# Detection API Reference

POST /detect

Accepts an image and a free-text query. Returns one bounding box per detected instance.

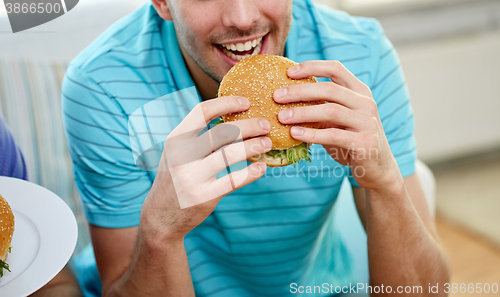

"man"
[63,0,449,296]
[0,114,82,296]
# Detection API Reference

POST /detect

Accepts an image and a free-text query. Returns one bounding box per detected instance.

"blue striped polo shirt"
[62,1,416,296]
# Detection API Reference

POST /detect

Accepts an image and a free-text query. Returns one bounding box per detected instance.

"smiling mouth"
[216,35,265,61]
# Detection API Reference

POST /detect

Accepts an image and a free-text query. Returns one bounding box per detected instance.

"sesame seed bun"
[218,55,325,167]
[0,194,14,265]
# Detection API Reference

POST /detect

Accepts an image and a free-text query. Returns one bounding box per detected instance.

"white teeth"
[252,40,262,55]
[221,38,263,62]
[221,36,263,52]
[244,41,252,51]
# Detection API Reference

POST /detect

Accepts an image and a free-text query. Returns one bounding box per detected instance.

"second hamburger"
[218,54,325,167]
[0,194,14,277]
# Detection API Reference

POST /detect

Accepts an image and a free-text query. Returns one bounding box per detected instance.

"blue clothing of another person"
[0,114,28,181]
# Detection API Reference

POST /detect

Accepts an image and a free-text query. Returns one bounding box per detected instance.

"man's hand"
[140,95,271,243]
[274,60,450,295]
[99,95,271,297]
[273,60,402,193]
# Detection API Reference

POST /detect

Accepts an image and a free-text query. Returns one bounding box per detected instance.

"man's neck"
[178,44,220,101]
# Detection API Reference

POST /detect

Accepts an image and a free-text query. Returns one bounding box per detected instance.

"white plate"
[0,176,77,297]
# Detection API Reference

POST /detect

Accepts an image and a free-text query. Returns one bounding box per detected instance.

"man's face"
[166,0,293,83]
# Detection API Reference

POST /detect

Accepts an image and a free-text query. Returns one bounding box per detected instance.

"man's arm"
[273,59,450,295]
[87,96,271,297]
[90,194,195,297]
[353,173,450,295]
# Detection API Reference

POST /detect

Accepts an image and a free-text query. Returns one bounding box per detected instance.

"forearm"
[103,228,195,297]
[30,266,82,297]
[365,182,449,296]
[30,285,82,297]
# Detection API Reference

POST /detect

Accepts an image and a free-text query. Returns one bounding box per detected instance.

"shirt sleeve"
[62,65,153,228]
[0,114,28,181]
[348,21,417,187]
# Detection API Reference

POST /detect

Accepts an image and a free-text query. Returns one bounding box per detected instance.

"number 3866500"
[444,283,498,294]
[5,2,62,14]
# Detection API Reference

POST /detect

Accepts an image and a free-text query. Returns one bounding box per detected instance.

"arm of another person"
[30,266,82,297]
[353,173,450,295]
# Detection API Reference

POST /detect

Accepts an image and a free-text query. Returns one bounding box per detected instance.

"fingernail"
[279,109,293,121]
[258,162,267,172]
[261,137,272,148]
[259,119,270,131]
[290,126,304,136]
[288,65,300,74]
[273,87,287,100]
[238,97,250,107]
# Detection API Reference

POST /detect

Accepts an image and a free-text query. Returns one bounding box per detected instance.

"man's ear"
[151,0,173,21]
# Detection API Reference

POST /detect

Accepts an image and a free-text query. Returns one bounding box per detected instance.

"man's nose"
[222,0,261,31]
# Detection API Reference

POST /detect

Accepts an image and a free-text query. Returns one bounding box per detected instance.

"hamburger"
[217,54,325,167]
[0,194,14,277]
